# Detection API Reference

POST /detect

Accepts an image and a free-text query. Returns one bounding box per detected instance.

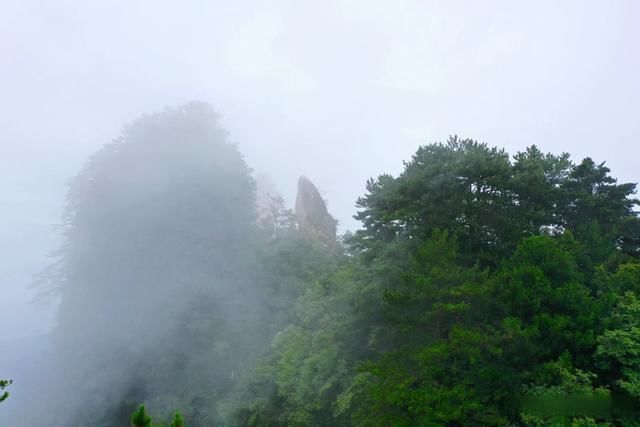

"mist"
[1,1,639,425]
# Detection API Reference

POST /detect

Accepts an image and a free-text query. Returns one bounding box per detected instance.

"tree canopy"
[27,115,640,426]
[236,137,640,426]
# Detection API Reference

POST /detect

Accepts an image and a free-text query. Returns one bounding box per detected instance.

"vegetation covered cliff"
[22,105,640,426]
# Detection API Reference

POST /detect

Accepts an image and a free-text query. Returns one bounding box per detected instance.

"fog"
[1,0,639,425]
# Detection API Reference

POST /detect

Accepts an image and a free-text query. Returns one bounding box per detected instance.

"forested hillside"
[26,104,640,426]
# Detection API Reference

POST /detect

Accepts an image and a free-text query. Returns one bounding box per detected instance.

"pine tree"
[131,405,152,427]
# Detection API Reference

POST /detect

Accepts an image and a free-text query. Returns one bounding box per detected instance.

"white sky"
[1,0,639,341]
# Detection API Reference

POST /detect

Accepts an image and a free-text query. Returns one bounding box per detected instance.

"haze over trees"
[8,103,639,425]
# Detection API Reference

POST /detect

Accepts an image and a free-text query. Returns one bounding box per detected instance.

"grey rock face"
[295,176,337,242]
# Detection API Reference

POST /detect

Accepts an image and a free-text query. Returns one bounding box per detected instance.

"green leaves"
[0,379,11,404]
[383,230,488,342]
[597,292,640,398]
[354,138,638,268]
[131,405,152,427]
[237,139,639,425]
[130,405,184,427]
[169,412,184,427]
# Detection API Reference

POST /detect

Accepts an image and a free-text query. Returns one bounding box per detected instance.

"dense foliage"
[231,138,640,426]
[31,104,639,426]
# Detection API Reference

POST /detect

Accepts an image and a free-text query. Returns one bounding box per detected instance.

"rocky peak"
[295,176,337,243]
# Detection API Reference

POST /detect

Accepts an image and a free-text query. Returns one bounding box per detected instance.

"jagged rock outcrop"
[295,176,337,243]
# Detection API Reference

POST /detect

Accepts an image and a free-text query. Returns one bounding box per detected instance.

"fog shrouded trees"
[30,110,640,426]
[35,102,321,426]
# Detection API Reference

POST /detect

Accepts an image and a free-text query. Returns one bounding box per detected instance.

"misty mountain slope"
[22,103,340,426]
[7,105,640,426]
